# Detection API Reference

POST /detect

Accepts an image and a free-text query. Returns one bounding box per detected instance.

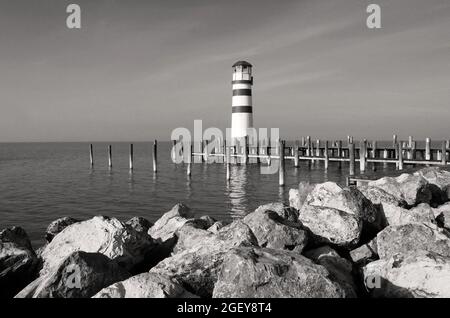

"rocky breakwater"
[2,167,450,298]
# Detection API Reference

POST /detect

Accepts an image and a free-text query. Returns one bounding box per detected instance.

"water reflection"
[226,165,248,218]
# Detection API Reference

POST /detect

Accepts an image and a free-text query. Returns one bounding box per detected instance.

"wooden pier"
[88,135,450,186]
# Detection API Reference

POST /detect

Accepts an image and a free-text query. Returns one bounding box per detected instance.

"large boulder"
[381,203,436,226]
[289,182,315,211]
[363,251,450,297]
[93,272,196,298]
[208,221,229,234]
[242,208,308,252]
[40,216,155,275]
[212,247,346,298]
[377,223,450,260]
[150,220,258,297]
[289,189,301,210]
[299,205,362,247]
[148,203,194,243]
[15,251,129,298]
[0,227,40,298]
[304,182,380,232]
[358,185,407,207]
[434,202,450,230]
[125,217,153,233]
[304,246,357,297]
[45,217,79,243]
[414,167,450,190]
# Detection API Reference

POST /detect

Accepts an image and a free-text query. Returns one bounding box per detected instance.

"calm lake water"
[0,142,417,247]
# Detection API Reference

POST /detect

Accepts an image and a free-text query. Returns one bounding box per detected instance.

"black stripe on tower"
[232,79,253,85]
[232,89,252,96]
[232,106,253,113]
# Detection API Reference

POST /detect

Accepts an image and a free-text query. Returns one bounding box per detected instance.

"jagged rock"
[45,217,79,243]
[433,202,450,230]
[289,182,315,211]
[350,239,378,265]
[299,205,362,247]
[254,202,299,222]
[377,223,450,260]
[125,217,153,233]
[381,203,435,226]
[368,173,446,207]
[363,251,450,298]
[208,221,228,234]
[0,227,40,298]
[305,182,380,231]
[150,220,258,297]
[173,223,213,254]
[289,189,301,210]
[212,247,346,298]
[148,203,194,243]
[40,216,155,275]
[16,251,129,298]
[414,167,450,190]
[242,208,307,252]
[358,185,406,207]
[304,246,357,297]
[93,272,197,298]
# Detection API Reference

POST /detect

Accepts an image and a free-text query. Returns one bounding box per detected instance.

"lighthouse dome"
[232,61,252,67]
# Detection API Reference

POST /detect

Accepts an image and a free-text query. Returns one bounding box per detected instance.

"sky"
[0,0,450,142]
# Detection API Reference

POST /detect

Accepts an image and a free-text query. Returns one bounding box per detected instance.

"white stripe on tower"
[231,61,253,139]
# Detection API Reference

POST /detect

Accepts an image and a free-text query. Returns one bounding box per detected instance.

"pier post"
[349,142,355,176]
[171,140,176,162]
[425,138,431,161]
[256,139,261,165]
[203,140,209,163]
[226,146,231,181]
[371,141,377,171]
[108,145,112,168]
[442,141,447,166]
[393,134,398,159]
[129,144,134,170]
[398,142,404,170]
[89,144,94,167]
[337,140,342,169]
[324,141,329,170]
[185,141,191,177]
[243,136,249,165]
[279,140,285,186]
[407,136,413,160]
[294,140,300,168]
[153,140,158,173]
[359,140,366,173]
[306,136,311,157]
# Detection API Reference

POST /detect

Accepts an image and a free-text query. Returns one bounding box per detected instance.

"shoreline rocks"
[4,166,450,298]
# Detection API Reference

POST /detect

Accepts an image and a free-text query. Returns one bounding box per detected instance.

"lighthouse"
[231,61,253,139]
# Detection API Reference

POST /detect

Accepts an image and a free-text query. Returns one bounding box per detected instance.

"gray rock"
[381,203,436,226]
[15,251,129,298]
[212,247,346,298]
[305,182,381,231]
[433,202,450,230]
[148,203,195,243]
[414,167,450,190]
[40,216,155,275]
[93,272,197,298]
[299,205,362,247]
[199,216,217,229]
[350,239,378,265]
[125,217,153,233]
[150,220,258,297]
[289,188,301,210]
[377,223,450,260]
[45,217,79,243]
[242,208,308,252]
[253,202,299,222]
[358,185,407,207]
[0,227,40,298]
[304,246,357,297]
[364,250,450,298]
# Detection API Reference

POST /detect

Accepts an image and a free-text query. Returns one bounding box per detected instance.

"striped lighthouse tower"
[231,61,253,139]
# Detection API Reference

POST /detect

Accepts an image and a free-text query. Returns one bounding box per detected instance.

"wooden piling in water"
[153,140,158,173]
[324,141,329,170]
[398,142,404,170]
[226,146,231,181]
[89,144,94,167]
[294,140,300,168]
[393,135,398,159]
[129,144,134,170]
[243,136,249,165]
[442,141,447,166]
[349,142,355,176]
[425,138,431,161]
[108,145,112,168]
[359,140,367,173]
[279,140,285,186]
